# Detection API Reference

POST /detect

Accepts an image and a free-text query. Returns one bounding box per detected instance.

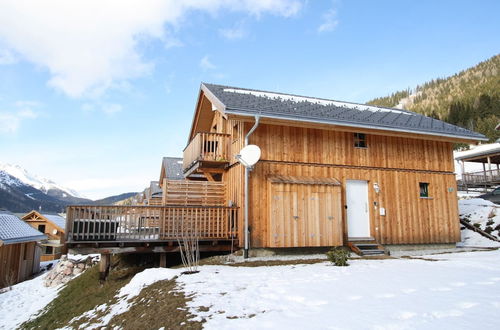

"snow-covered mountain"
[0,162,91,212]
[0,162,84,198]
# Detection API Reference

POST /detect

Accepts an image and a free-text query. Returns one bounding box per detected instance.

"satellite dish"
[52,229,58,235]
[237,145,261,167]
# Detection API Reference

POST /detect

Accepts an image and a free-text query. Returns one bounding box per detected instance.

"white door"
[346,180,370,238]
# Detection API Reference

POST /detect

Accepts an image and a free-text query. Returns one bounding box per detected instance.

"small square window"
[419,182,429,198]
[354,133,367,148]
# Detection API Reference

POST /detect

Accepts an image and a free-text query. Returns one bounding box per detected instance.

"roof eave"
[225,109,488,143]
[1,234,47,245]
[455,149,500,161]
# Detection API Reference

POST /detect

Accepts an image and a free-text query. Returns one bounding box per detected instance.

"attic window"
[419,182,429,198]
[354,133,367,148]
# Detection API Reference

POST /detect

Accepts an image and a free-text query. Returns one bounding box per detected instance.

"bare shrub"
[174,216,200,274]
[1,270,17,291]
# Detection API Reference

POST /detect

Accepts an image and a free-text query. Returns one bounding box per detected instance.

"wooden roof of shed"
[268,175,341,185]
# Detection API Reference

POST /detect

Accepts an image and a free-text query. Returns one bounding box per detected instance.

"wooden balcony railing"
[183,132,230,172]
[66,205,238,243]
[462,169,500,185]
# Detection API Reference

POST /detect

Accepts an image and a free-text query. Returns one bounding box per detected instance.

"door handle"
[293,216,299,220]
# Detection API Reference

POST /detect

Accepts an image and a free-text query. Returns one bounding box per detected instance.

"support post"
[461,160,467,192]
[159,253,167,268]
[99,254,110,281]
[482,163,488,192]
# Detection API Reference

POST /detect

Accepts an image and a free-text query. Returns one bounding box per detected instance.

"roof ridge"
[202,82,415,115]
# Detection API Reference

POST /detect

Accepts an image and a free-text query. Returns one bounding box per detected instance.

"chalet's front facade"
[65,83,486,260]
[22,211,66,261]
[183,84,486,251]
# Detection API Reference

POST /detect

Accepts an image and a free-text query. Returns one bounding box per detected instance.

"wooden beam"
[205,173,216,181]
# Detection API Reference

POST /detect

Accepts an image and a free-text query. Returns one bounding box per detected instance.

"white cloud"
[0,102,40,133]
[0,48,17,65]
[200,55,216,71]
[0,0,302,98]
[318,7,339,33]
[219,26,247,40]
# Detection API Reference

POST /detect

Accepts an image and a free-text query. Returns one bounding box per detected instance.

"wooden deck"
[65,205,238,252]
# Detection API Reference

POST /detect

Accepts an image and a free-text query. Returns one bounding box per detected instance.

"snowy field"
[179,251,500,330]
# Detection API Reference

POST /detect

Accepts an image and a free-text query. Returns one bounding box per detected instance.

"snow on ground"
[70,268,180,329]
[458,198,500,247]
[178,250,500,330]
[0,272,62,330]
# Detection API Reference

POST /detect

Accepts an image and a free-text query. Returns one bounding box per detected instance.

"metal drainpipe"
[244,115,260,259]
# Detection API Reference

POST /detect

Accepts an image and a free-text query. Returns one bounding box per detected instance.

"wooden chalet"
[22,211,66,261]
[65,83,487,266]
[0,211,46,289]
[455,143,500,191]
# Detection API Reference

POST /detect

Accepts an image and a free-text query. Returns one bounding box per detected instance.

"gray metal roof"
[202,83,487,141]
[0,211,47,245]
[150,181,162,198]
[162,157,184,180]
[41,214,66,230]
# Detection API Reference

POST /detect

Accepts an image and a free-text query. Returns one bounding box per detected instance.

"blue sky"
[0,0,499,199]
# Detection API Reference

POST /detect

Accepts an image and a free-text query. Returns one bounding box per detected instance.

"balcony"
[183,132,230,178]
[462,169,500,187]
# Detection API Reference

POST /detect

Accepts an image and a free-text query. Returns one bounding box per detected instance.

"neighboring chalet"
[0,210,46,289]
[22,211,66,261]
[455,143,500,191]
[65,83,486,267]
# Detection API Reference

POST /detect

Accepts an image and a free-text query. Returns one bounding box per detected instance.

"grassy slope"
[21,262,144,330]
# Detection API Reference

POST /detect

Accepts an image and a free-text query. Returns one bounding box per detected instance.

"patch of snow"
[458,198,500,247]
[0,273,62,330]
[0,162,84,198]
[0,170,24,187]
[179,250,500,329]
[75,268,180,329]
[458,229,500,248]
[394,90,422,110]
[223,88,410,115]
[25,193,36,200]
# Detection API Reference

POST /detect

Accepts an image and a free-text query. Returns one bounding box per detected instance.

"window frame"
[353,133,367,149]
[419,182,430,198]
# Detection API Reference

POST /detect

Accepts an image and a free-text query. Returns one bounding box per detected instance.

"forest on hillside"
[368,54,500,143]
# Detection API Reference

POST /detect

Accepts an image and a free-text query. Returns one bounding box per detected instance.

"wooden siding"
[0,242,39,289]
[250,124,455,172]
[248,161,460,247]
[222,122,461,248]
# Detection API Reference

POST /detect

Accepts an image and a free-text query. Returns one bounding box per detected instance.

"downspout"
[244,115,260,259]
